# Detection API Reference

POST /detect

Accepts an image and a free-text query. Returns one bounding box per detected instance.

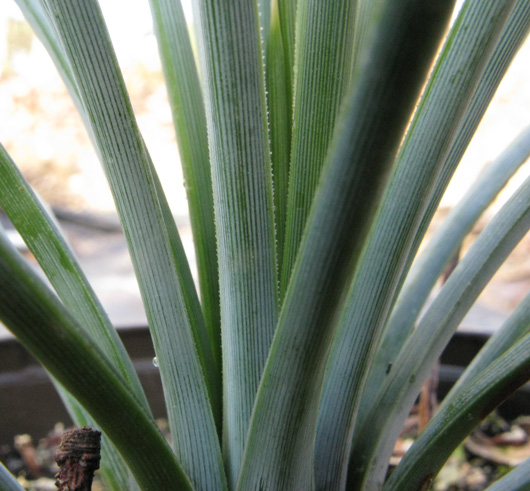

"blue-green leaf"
[238,1,455,488]
[0,230,191,491]
[191,0,278,485]
[0,462,24,491]
[149,0,221,380]
[39,0,225,487]
[280,0,357,294]
[351,171,530,490]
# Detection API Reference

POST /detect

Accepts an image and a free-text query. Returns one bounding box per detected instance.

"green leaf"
[0,462,24,491]
[277,0,297,92]
[0,231,191,491]
[342,0,522,449]
[40,0,225,487]
[486,456,530,491]
[0,145,147,407]
[148,0,222,393]
[350,171,530,490]
[402,0,530,278]
[10,3,155,487]
[314,0,520,484]
[351,0,386,71]
[445,289,530,408]
[191,0,278,485]
[381,287,530,489]
[238,1,455,488]
[280,0,356,294]
[383,329,530,491]
[373,124,530,396]
[350,2,530,472]
[266,0,291,270]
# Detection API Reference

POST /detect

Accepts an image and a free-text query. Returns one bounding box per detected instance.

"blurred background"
[1,1,529,331]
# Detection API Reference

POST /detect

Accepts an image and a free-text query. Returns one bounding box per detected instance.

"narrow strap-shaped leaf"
[238,2,454,488]
[0,145,148,406]
[147,145,223,427]
[358,0,530,437]
[11,3,156,487]
[385,286,530,488]
[280,0,356,294]
[8,2,146,403]
[485,455,530,491]
[315,0,494,481]
[148,0,221,380]
[400,0,530,287]
[266,0,291,270]
[350,173,530,490]
[17,0,216,412]
[376,124,530,389]
[350,0,386,82]
[445,289,530,407]
[0,232,191,491]
[0,462,24,491]
[146,142,223,432]
[278,0,297,94]
[40,1,225,488]
[191,0,278,485]
[18,0,219,419]
[383,329,530,491]
[0,146,145,490]
[348,0,520,432]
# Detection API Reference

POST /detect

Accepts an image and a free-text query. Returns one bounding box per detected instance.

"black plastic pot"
[1,328,529,446]
[0,327,164,445]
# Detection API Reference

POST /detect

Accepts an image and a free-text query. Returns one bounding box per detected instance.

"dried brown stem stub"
[55,427,101,491]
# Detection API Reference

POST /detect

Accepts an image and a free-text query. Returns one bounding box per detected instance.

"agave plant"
[1,0,530,489]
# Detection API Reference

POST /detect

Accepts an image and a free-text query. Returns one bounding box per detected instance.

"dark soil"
[2,413,529,490]
[392,411,530,490]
